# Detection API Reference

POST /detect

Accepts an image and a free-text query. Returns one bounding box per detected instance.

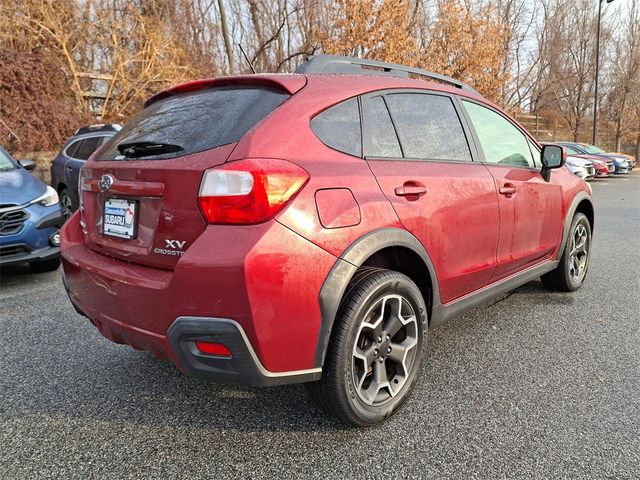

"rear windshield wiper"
[117,141,183,158]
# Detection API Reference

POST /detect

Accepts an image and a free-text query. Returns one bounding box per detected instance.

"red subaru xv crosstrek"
[61,55,594,426]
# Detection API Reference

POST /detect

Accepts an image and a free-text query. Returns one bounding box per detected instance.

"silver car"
[565,156,595,180]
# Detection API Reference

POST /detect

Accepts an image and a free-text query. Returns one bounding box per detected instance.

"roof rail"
[74,124,122,136]
[295,55,479,95]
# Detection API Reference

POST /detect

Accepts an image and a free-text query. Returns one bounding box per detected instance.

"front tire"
[306,269,427,427]
[541,212,591,292]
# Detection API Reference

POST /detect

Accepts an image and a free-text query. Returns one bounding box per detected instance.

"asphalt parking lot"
[1,173,638,479]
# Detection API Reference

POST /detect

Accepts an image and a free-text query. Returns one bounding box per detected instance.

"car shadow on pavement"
[3,278,572,434]
[19,349,349,433]
[512,280,577,306]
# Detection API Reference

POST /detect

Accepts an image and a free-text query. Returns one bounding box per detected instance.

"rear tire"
[541,212,591,292]
[29,256,61,273]
[306,269,427,427]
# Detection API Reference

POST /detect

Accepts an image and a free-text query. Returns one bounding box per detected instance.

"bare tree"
[605,0,640,151]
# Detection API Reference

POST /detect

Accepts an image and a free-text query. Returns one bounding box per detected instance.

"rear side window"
[363,96,402,158]
[384,93,472,161]
[65,140,81,159]
[99,86,289,161]
[311,98,362,157]
[72,136,104,160]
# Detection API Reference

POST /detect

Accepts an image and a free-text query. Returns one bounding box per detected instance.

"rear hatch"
[79,83,292,269]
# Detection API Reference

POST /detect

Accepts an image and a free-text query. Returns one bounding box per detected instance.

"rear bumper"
[61,212,336,383]
[63,277,320,386]
[168,317,321,386]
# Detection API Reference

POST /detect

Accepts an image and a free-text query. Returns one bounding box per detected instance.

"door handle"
[394,182,427,199]
[499,183,517,197]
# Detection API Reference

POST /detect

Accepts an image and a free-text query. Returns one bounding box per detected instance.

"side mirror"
[18,159,37,171]
[541,145,566,169]
[540,145,566,182]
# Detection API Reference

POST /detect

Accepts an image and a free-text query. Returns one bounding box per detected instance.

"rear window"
[99,86,289,161]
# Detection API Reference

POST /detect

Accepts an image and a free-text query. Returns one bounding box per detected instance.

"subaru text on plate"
[61,56,594,426]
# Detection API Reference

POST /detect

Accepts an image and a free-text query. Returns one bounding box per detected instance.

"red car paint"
[574,155,613,177]
[61,72,591,378]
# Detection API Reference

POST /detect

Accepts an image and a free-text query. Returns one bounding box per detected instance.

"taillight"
[78,168,91,235]
[198,159,309,224]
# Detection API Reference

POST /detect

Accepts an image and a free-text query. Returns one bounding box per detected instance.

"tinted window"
[363,96,402,158]
[564,144,582,155]
[463,100,535,168]
[66,140,82,159]
[73,136,103,160]
[100,86,289,161]
[311,98,362,157]
[384,93,471,161]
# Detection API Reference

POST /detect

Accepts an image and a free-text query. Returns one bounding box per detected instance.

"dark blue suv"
[50,124,121,218]
[0,146,63,272]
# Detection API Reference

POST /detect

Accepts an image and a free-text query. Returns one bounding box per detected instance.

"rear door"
[460,99,563,280]
[79,85,290,270]
[363,90,500,304]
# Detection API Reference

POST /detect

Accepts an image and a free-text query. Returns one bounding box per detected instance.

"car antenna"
[238,44,256,74]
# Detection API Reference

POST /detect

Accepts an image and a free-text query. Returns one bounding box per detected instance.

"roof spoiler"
[295,55,479,95]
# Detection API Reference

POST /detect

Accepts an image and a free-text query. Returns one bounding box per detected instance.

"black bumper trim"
[167,317,322,387]
[35,209,64,230]
[0,245,60,266]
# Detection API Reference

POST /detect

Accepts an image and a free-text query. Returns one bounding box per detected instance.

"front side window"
[311,97,362,157]
[527,138,542,168]
[384,93,472,161]
[463,100,535,168]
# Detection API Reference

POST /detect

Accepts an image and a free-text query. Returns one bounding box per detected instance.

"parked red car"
[589,157,614,177]
[61,56,594,426]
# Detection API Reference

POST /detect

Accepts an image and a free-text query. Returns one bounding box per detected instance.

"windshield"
[582,144,607,155]
[0,149,16,171]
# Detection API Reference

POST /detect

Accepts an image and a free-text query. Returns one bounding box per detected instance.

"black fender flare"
[557,192,593,260]
[315,227,440,367]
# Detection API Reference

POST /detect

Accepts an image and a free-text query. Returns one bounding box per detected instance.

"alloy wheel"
[60,193,73,220]
[352,294,419,406]
[569,223,589,282]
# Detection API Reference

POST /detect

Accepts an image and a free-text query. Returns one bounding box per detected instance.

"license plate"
[103,198,138,239]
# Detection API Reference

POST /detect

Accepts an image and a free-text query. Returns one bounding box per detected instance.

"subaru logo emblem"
[99,174,114,191]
